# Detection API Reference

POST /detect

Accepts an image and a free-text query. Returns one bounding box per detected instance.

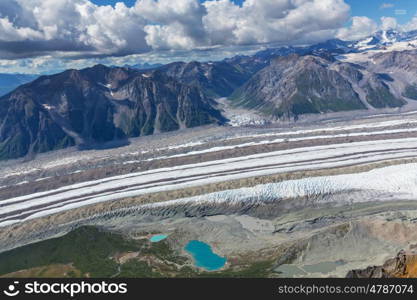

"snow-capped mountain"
[240,30,417,61]
[352,29,417,51]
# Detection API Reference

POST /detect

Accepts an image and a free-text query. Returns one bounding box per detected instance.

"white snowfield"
[1,136,417,227]
[141,162,417,209]
[122,126,417,165]
[1,117,417,181]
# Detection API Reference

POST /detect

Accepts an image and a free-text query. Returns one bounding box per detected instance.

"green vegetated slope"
[0,227,275,278]
[0,227,139,277]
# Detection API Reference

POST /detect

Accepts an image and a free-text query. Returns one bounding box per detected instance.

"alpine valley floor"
[2,111,417,278]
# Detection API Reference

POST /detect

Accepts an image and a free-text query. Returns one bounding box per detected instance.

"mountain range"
[231,53,407,118]
[2,29,417,160]
[0,65,225,160]
[128,63,163,70]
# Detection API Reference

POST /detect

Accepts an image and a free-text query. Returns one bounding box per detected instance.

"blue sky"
[346,0,416,24]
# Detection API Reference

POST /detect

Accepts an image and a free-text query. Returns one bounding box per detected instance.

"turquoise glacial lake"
[150,234,168,243]
[184,240,227,271]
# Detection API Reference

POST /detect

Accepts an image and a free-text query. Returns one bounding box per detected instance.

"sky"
[347,0,416,23]
[1,0,417,74]
[91,0,417,23]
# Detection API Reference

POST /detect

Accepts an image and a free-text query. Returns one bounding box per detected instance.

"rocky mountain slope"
[230,54,405,119]
[365,50,417,100]
[347,250,417,278]
[225,30,417,119]
[0,65,224,160]
[159,60,264,98]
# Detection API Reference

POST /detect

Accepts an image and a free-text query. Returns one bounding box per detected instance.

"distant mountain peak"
[353,29,417,52]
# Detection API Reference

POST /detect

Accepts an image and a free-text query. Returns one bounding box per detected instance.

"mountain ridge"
[229,53,405,119]
[0,65,225,160]
[4,29,417,159]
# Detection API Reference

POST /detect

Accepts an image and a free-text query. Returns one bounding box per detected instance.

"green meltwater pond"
[149,234,168,243]
[184,240,227,271]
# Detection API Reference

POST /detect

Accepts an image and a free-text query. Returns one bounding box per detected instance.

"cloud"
[336,15,404,42]
[0,0,150,59]
[380,3,394,9]
[0,44,266,74]
[395,9,407,16]
[203,0,350,46]
[10,0,417,74]
[135,0,208,50]
[0,0,352,60]
[380,16,398,31]
[403,16,417,32]
[336,16,378,41]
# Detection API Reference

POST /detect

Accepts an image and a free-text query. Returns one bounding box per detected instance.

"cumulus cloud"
[402,13,417,32]
[0,0,353,60]
[8,0,417,74]
[380,16,398,31]
[0,0,150,59]
[203,0,350,46]
[135,0,208,50]
[336,16,378,41]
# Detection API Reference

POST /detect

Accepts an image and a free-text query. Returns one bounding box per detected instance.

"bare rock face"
[366,50,417,102]
[231,55,366,119]
[371,50,417,71]
[0,65,225,160]
[160,60,259,98]
[230,54,405,119]
[346,266,390,278]
[347,250,417,278]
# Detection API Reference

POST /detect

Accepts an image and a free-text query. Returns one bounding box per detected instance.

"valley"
[1,110,417,278]
[2,29,417,278]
